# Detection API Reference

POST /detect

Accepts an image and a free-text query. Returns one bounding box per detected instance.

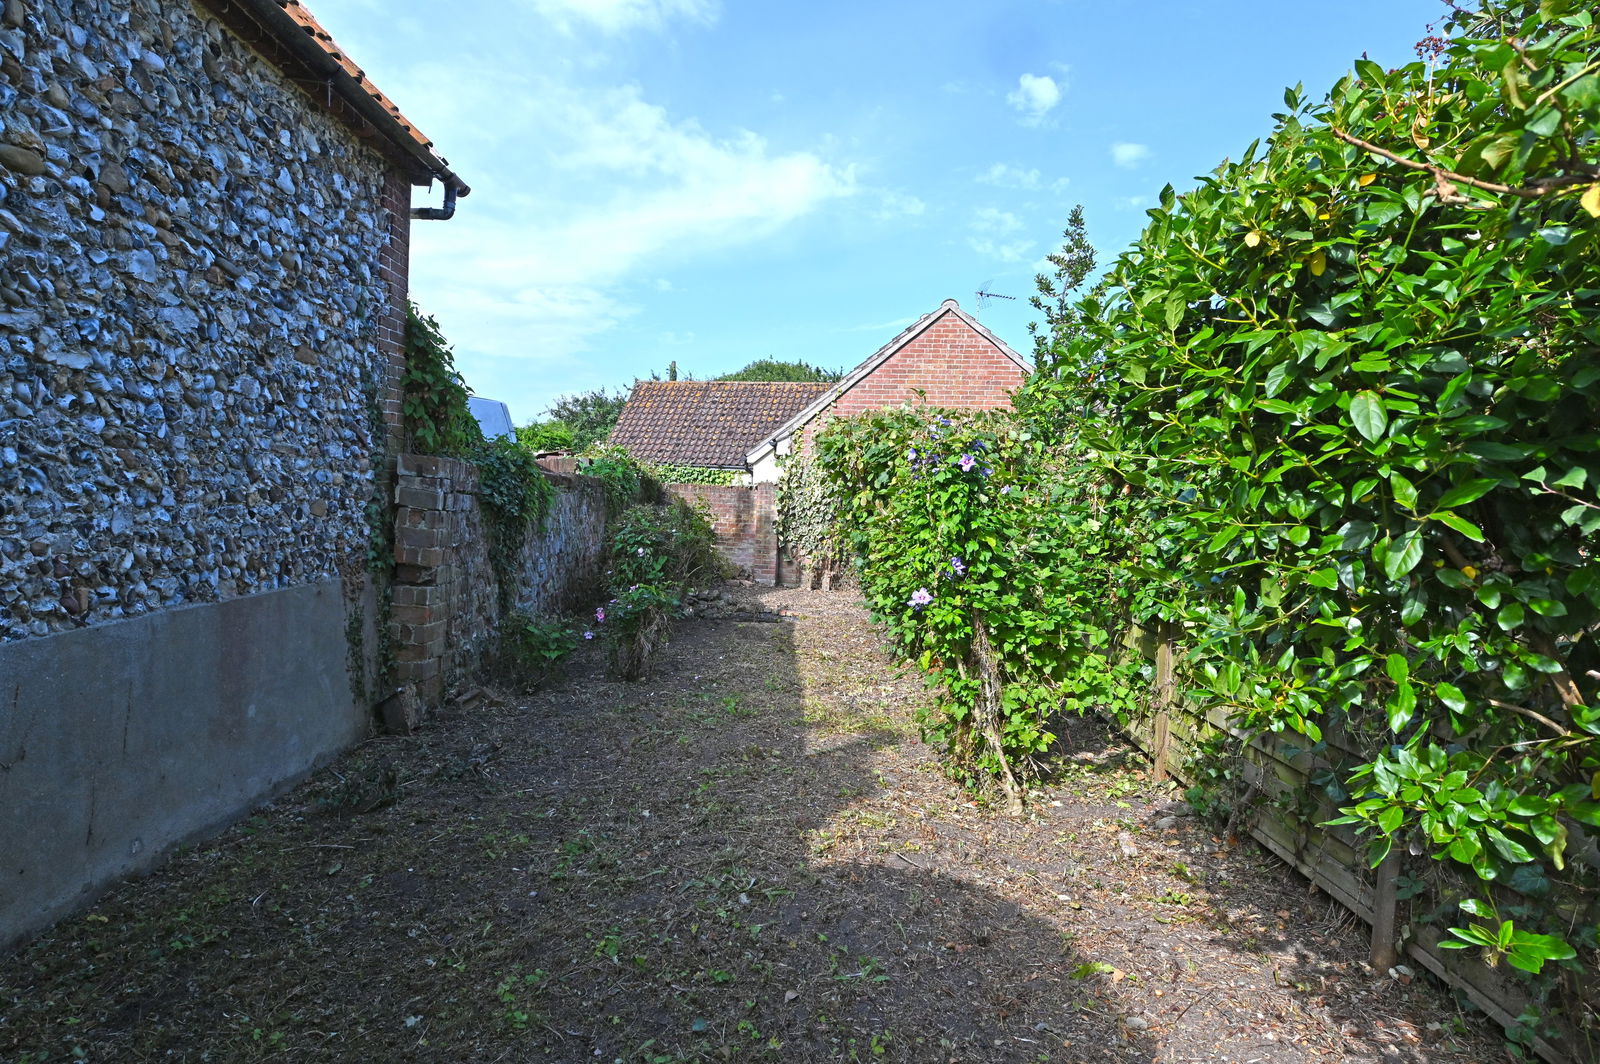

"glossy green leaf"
[1349,391,1388,442]
[1384,530,1424,580]
[1433,511,1486,542]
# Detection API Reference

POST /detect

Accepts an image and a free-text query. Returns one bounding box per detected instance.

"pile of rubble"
[681,586,785,623]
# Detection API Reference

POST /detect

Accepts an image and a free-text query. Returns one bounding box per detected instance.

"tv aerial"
[975,281,1016,316]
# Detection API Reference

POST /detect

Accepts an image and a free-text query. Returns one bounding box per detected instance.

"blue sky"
[311,0,1446,423]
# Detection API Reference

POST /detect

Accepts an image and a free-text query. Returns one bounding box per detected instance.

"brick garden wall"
[667,483,778,587]
[389,454,610,704]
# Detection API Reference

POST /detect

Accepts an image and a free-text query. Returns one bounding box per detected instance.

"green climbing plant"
[1012,0,1599,1046]
[402,304,556,609]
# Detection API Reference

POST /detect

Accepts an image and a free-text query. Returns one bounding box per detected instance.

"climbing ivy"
[402,304,555,609]
[476,438,557,611]
[401,303,482,457]
[648,463,745,486]
[775,452,842,578]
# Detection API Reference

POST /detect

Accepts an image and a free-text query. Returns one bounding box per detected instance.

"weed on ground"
[0,588,1504,1062]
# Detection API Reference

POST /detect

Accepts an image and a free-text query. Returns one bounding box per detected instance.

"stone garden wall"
[390,454,611,706]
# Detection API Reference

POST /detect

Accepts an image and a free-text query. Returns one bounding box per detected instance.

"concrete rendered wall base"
[0,578,373,950]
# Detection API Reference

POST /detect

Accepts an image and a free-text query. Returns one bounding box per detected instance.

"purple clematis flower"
[907,447,918,461]
[595,607,606,623]
[950,557,967,576]
[909,587,934,609]
[958,453,977,472]
[583,631,595,640]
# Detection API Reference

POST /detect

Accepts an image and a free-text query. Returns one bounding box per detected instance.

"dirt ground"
[0,587,1509,1063]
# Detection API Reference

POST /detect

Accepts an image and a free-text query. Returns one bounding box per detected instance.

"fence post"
[1369,853,1401,971]
[1150,624,1175,782]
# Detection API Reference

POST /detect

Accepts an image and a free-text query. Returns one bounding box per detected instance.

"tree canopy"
[716,358,843,383]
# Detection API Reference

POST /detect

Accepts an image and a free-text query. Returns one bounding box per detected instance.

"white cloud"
[1007,73,1062,125]
[977,163,1040,190]
[531,0,717,34]
[969,239,1034,263]
[870,190,926,221]
[973,163,1070,194]
[972,207,1024,235]
[427,82,856,285]
[1110,142,1151,169]
[404,77,856,418]
[968,207,1033,262]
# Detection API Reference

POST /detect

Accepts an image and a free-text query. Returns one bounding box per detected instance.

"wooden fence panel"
[1110,624,1579,1064]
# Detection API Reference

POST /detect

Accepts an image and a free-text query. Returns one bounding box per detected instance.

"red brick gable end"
[748,299,1031,467]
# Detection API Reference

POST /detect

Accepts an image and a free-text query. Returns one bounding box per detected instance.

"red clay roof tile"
[280,1,436,151]
[610,381,832,467]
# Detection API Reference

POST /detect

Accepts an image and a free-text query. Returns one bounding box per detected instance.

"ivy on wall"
[649,463,745,486]
[401,305,481,458]
[775,452,843,576]
[402,303,555,609]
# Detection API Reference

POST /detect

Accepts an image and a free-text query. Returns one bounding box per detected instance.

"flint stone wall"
[0,0,406,643]
[0,0,414,950]
[391,454,611,704]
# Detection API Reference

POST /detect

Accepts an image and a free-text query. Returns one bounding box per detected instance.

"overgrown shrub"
[597,584,677,681]
[816,0,1597,1045]
[491,612,580,692]
[817,409,1146,809]
[1010,0,1599,1046]
[607,499,721,591]
[589,489,720,680]
[580,445,653,514]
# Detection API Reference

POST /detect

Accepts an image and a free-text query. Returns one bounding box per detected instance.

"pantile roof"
[610,381,832,468]
[196,0,466,193]
[279,1,436,151]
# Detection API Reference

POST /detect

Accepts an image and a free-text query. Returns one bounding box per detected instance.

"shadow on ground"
[0,588,1503,1063]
